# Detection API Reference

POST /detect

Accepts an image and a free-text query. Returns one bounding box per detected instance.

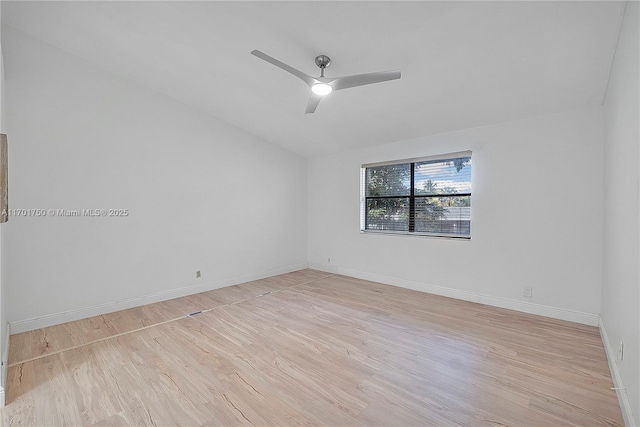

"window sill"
[360,229,471,240]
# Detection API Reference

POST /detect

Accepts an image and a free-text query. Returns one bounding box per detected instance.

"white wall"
[2,26,308,332]
[0,0,6,407]
[601,2,640,425]
[309,107,604,325]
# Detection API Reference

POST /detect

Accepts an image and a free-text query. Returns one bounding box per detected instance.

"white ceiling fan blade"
[331,70,401,91]
[251,50,316,87]
[305,93,322,114]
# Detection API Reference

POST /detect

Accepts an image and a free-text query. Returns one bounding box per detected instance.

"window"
[361,151,472,238]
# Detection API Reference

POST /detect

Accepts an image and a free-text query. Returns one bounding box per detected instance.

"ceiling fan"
[251,50,401,114]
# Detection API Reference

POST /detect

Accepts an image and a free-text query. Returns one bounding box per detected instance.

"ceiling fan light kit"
[311,83,332,96]
[251,50,401,114]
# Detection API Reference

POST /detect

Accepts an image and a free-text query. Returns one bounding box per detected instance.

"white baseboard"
[599,316,637,427]
[1,322,8,398]
[308,263,599,326]
[308,262,339,274]
[9,262,308,334]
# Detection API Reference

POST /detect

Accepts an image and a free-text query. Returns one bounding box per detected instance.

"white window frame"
[360,151,472,239]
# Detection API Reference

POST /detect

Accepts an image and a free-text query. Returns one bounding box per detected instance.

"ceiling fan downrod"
[315,55,331,77]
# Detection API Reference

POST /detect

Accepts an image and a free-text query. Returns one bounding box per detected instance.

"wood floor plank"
[2,269,624,426]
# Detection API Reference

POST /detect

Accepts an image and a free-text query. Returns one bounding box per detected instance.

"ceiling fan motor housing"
[315,55,331,69]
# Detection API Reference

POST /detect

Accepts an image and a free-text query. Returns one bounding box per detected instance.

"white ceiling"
[2,1,625,157]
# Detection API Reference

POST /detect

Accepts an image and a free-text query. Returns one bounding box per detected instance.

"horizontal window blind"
[362,151,472,169]
[361,152,472,238]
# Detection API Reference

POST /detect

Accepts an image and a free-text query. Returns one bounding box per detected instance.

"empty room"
[0,1,638,426]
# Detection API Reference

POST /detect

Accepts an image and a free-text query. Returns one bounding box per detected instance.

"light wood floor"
[2,269,623,426]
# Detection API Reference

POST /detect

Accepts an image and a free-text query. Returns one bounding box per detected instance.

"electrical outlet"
[619,341,624,361]
[523,287,533,298]
[196,270,201,279]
